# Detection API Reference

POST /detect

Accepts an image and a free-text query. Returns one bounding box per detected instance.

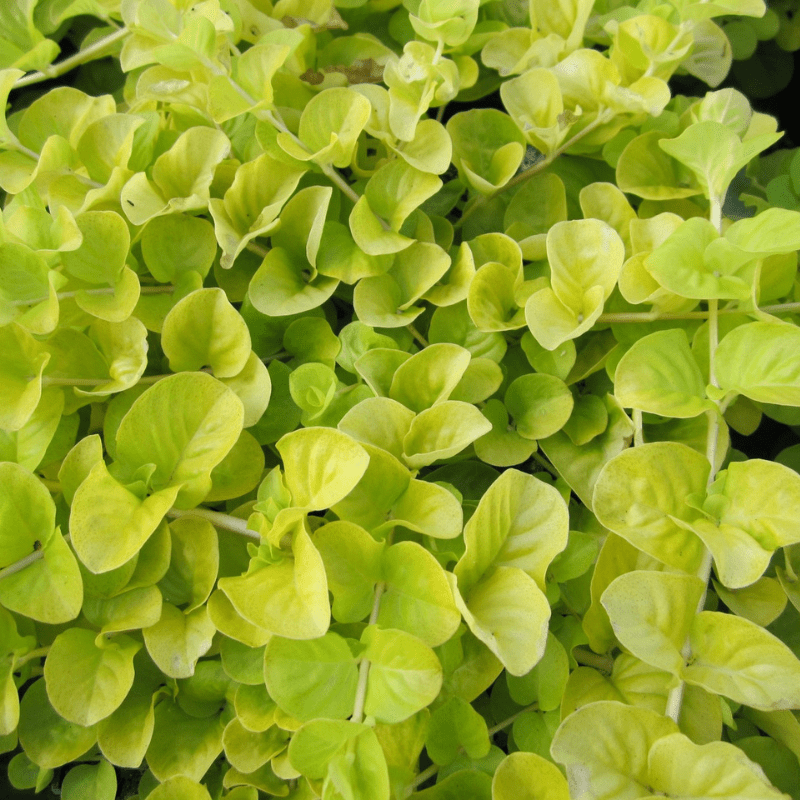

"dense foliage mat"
[3,0,800,798]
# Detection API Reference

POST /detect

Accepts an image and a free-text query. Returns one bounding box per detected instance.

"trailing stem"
[12,27,130,90]
[454,111,614,231]
[664,296,722,724]
[409,702,540,790]
[0,499,261,582]
[351,578,386,724]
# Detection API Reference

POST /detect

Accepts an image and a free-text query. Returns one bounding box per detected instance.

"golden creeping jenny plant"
[3,0,800,798]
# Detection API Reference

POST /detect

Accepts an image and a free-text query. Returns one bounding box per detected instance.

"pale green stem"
[409,702,539,790]
[573,647,614,673]
[486,702,539,737]
[0,484,262,581]
[664,292,721,723]
[597,301,800,324]
[531,452,559,479]
[12,27,130,89]
[406,323,429,348]
[0,534,71,581]
[246,241,269,258]
[166,507,260,540]
[632,408,644,447]
[263,350,289,363]
[351,578,386,724]
[14,646,51,669]
[12,284,175,308]
[455,111,613,230]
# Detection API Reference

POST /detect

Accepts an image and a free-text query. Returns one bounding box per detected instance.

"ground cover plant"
[3,0,800,798]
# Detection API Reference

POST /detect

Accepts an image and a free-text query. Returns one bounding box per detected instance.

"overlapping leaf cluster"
[2,0,800,798]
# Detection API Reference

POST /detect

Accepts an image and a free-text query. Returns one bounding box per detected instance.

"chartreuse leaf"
[146,696,224,782]
[147,775,212,800]
[0,322,49,431]
[277,87,371,167]
[206,429,265,502]
[207,590,271,649]
[114,372,244,509]
[158,516,218,612]
[0,605,33,733]
[449,567,550,677]
[430,301,508,363]
[315,520,383,622]
[0,241,59,335]
[592,442,709,572]
[455,469,569,595]
[693,459,800,589]
[403,401,492,469]
[647,732,788,798]
[339,397,415,461]
[504,173,567,261]
[289,362,338,423]
[208,152,305,270]
[0,529,82,624]
[504,373,574,440]
[601,571,705,676]
[277,426,369,510]
[560,653,671,721]
[69,460,179,574]
[235,683,276,733]
[222,718,287,775]
[492,752,570,800]
[143,603,215,679]
[44,628,140,726]
[271,185,332,272]
[161,288,251,378]
[220,637,264,686]
[140,214,217,282]
[329,444,410,532]
[0,461,56,567]
[354,166,442,256]
[121,127,231,225]
[474,399,539,467]
[725,207,800,255]
[550,701,679,800]
[379,541,461,647]
[500,69,566,158]
[615,329,714,418]
[354,241,451,327]
[467,262,527,332]
[425,696,490,766]
[713,322,800,406]
[60,759,116,800]
[389,343,472,412]
[18,679,97,770]
[505,632,569,712]
[6,750,51,792]
[60,211,129,286]
[386,477,464,540]
[643,216,756,301]
[362,625,443,724]
[219,523,330,639]
[525,219,625,351]
[713,577,787,627]
[97,672,158,768]
[447,109,525,195]
[540,395,634,510]
[658,120,781,204]
[263,632,359,721]
[289,719,390,799]
[684,611,800,710]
